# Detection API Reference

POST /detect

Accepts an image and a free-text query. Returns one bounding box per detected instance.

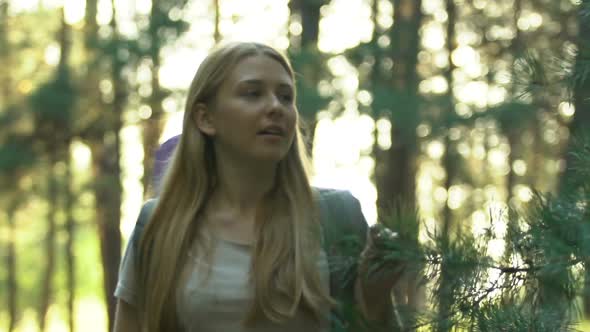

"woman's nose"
[267,94,285,115]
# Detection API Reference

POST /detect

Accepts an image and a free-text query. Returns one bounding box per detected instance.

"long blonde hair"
[138,42,332,331]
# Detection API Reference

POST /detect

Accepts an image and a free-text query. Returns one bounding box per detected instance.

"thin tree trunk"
[0,3,16,330]
[441,0,457,245]
[142,2,167,198]
[65,141,76,332]
[92,142,122,332]
[83,0,123,328]
[437,0,458,330]
[505,0,523,204]
[380,0,423,317]
[300,0,321,48]
[7,205,17,332]
[39,8,72,330]
[54,8,76,331]
[90,2,126,330]
[0,0,9,105]
[39,154,58,331]
[378,0,422,213]
[288,0,323,152]
[300,0,322,150]
[499,0,524,302]
[213,0,220,42]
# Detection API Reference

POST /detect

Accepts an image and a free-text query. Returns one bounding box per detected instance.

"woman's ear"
[193,103,216,136]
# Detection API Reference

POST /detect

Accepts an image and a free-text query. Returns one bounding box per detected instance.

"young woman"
[113,42,403,332]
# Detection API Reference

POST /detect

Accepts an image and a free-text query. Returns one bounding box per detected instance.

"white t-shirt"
[114,235,331,332]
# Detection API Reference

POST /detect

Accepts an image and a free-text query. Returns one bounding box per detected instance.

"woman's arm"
[354,224,406,330]
[113,299,140,332]
[354,277,393,322]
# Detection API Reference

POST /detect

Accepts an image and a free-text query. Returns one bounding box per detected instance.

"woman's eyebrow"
[237,79,293,89]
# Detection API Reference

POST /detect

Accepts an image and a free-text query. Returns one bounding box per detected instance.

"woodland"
[1,0,589,331]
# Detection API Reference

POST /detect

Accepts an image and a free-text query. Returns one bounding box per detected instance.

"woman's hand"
[355,223,406,322]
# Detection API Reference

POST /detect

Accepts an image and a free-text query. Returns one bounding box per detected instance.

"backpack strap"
[317,188,368,304]
[129,199,158,256]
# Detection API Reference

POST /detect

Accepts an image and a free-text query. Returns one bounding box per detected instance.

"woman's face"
[202,55,297,164]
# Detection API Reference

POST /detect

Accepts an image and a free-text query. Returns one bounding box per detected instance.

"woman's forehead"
[225,55,293,87]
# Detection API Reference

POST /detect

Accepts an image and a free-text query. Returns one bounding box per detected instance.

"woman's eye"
[242,90,261,98]
[280,93,294,103]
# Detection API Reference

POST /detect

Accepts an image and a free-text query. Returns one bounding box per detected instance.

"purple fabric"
[152,135,180,194]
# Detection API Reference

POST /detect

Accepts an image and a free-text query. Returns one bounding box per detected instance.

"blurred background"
[1,0,589,331]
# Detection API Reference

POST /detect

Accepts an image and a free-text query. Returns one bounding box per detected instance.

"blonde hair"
[138,42,333,331]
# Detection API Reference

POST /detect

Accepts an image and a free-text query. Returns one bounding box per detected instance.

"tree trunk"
[0,3,17,330]
[83,0,123,328]
[441,0,458,244]
[141,1,190,196]
[39,154,58,332]
[54,9,76,331]
[7,205,17,332]
[213,0,220,42]
[142,2,167,198]
[437,0,458,330]
[499,0,524,302]
[84,0,99,52]
[39,8,72,330]
[65,141,76,332]
[0,0,9,104]
[299,0,321,49]
[88,2,127,330]
[289,0,323,153]
[378,0,422,212]
[91,142,122,332]
[378,0,423,317]
[505,0,524,204]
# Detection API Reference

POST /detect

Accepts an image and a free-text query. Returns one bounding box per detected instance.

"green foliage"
[329,133,590,330]
[564,44,590,103]
[73,223,105,299]
[385,89,422,139]
[0,136,35,175]
[581,1,590,23]
[474,303,578,332]
[345,41,423,140]
[29,70,76,129]
[566,133,590,185]
[148,1,190,39]
[288,47,332,119]
[0,104,20,128]
[378,202,423,278]
[2,0,589,330]
[486,102,538,136]
[294,77,329,119]
[512,50,554,99]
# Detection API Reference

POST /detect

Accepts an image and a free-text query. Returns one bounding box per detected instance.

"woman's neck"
[209,158,278,217]
[202,159,277,244]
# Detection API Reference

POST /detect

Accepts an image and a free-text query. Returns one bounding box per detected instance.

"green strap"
[317,188,368,330]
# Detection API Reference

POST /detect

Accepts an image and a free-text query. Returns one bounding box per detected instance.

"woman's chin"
[250,147,291,163]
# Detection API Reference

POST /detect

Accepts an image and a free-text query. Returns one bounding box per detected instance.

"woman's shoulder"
[129,198,159,248]
[314,187,361,207]
[313,186,367,235]
[137,198,159,226]
[315,186,353,199]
